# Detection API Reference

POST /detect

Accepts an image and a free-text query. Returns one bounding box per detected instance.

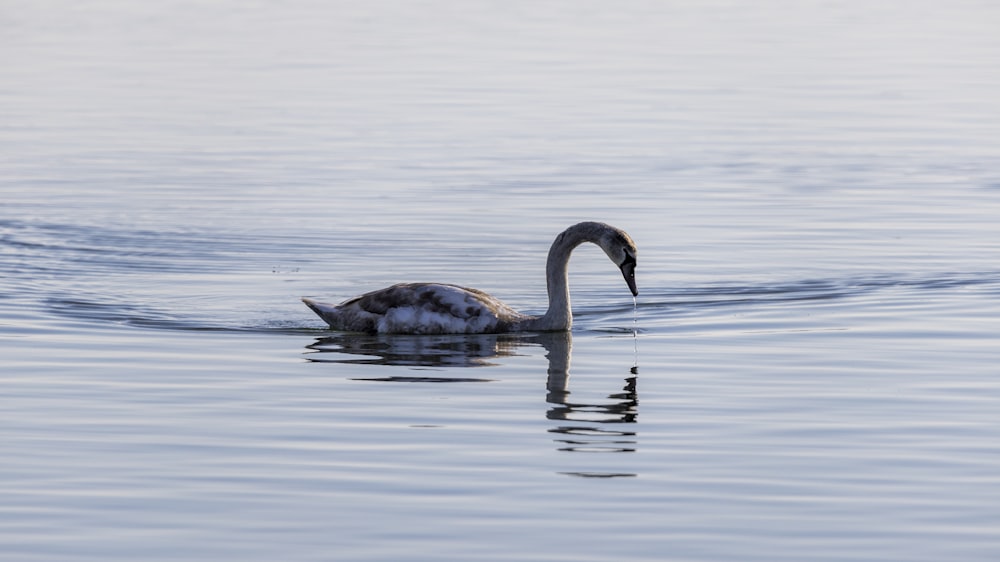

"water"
[3,1,1000,560]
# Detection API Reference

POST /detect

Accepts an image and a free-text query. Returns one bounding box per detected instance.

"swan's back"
[303,283,530,335]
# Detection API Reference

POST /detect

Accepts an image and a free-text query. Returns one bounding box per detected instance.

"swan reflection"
[306,333,524,369]
[306,331,638,475]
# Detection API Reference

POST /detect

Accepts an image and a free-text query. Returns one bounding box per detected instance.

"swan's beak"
[620,255,638,296]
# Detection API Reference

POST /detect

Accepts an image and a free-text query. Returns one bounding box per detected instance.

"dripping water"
[631,295,639,374]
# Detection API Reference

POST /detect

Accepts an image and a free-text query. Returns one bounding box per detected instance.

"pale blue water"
[3,1,1000,561]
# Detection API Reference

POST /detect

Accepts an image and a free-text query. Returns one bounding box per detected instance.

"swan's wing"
[342,283,502,316]
[357,283,528,333]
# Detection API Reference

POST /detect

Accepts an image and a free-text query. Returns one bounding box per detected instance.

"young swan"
[302,221,637,334]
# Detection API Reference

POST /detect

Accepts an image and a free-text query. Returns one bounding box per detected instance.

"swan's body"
[302,221,637,334]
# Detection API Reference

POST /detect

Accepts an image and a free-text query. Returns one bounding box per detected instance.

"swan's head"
[599,228,638,297]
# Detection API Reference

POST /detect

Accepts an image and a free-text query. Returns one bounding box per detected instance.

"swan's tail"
[302,297,338,326]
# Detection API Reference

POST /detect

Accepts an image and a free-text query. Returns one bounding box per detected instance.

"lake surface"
[3,1,1000,560]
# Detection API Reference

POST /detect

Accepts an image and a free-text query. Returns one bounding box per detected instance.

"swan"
[302,221,637,334]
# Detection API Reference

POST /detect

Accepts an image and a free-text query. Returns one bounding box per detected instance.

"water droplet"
[631,295,639,371]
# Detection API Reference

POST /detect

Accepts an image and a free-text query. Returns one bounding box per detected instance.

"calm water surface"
[3,1,1000,561]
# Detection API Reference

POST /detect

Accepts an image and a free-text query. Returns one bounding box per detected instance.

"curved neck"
[531,223,602,331]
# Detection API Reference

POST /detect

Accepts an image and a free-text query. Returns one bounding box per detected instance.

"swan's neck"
[532,224,597,331]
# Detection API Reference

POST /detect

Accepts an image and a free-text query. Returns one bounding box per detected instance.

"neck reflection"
[538,332,639,463]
